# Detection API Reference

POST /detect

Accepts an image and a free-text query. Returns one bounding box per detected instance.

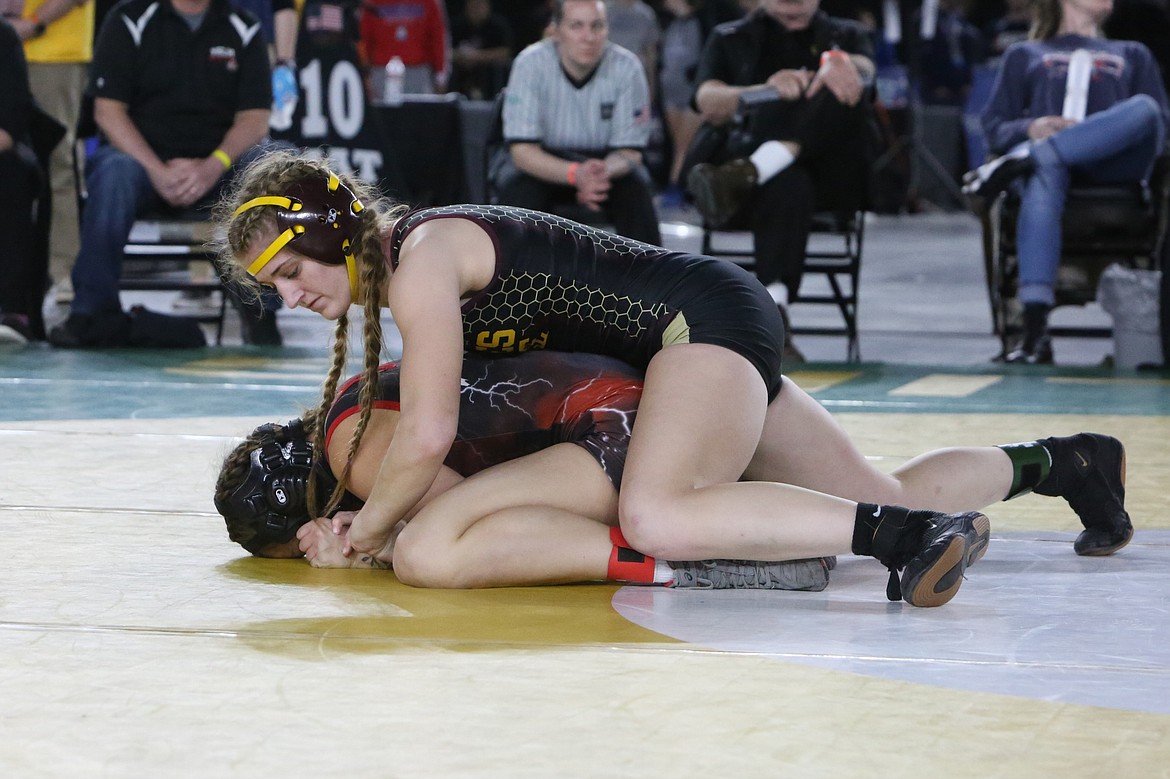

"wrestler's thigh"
[745,376,897,501]
[412,443,620,537]
[624,343,768,493]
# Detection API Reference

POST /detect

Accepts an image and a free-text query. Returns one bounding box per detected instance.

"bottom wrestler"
[214,351,1133,606]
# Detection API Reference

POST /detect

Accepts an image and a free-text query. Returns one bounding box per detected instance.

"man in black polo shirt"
[50,0,273,348]
[686,0,874,309]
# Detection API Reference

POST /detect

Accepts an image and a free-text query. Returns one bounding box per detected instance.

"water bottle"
[383,56,405,106]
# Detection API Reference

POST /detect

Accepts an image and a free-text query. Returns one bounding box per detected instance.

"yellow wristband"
[212,149,232,170]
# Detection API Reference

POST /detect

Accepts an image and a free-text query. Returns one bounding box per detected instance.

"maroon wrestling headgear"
[233,172,364,297]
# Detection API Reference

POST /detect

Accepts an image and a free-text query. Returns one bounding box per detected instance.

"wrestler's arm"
[299,405,465,568]
[336,219,497,556]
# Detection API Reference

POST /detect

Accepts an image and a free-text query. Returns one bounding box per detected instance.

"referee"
[492,0,661,245]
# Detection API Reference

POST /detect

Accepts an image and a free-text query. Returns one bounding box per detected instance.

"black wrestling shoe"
[1004,335,1054,364]
[895,512,991,608]
[687,158,757,229]
[1037,433,1133,556]
[962,147,1035,200]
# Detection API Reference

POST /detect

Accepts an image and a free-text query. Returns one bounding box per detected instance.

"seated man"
[0,18,45,343]
[686,0,875,308]
[49,0,277,348]
[491,0,661,245]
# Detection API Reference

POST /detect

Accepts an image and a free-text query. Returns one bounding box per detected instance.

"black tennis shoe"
[687,158,757,229]
[962,147,1035,199]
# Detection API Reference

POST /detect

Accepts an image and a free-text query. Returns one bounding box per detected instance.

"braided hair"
[215,150,408,517]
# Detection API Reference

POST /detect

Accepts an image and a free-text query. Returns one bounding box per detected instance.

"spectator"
[0,17,45,343]
[231,0,301,128]
[48,0,277,348]
[359,0,451,96]
[605,0,658,97]
[657,0,739,206]
[907,0,985,106]
[984,0,1032,60]
[962,0,1170,364]
[492,0,661,244]
[686,0,875,311]
[450,0,513,99]
[5,0,94,309]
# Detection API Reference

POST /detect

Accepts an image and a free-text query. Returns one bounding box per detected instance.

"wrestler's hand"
[297,517,356,568]
[335,506,398,560]
[1028,115,1075,141]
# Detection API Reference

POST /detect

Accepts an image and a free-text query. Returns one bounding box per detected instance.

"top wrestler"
[215,150,1132,607]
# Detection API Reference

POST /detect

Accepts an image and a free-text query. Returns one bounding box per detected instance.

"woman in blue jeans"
[965,0,1170,364]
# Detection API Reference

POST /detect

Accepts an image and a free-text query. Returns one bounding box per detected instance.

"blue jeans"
[1015,94,1166,306]
[71,142,288,316]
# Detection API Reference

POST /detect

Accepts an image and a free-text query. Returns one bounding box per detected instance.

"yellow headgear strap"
[246,226,304,277]
[344,241,359,300]
[236,197,305,278]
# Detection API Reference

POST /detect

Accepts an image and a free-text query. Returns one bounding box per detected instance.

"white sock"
[750,141,796,184]
[653,559,674,584]
[766,282,788,306]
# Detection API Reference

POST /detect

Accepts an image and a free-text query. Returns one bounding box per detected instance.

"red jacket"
[359,0,449,76]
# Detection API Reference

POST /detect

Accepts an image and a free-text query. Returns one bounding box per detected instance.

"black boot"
[1005,303,1053,364]
[686,158,757,229]
[1036,434,1134,555]
[854,504,991,607]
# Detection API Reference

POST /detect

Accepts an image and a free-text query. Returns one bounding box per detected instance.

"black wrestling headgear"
[214,418,339,554]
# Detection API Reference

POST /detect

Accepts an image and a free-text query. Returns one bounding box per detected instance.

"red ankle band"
[607,527,656,583]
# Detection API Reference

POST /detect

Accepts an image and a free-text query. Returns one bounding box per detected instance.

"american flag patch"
[306,3,346,33]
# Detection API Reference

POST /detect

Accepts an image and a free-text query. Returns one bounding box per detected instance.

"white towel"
[1062,49,1093,122]
[920,0,938,41]
[883,0,901,44]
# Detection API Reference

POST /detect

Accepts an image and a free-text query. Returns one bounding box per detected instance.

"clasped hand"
[574,158,611,211]
[299,511,402,568]
[151,157,223,208]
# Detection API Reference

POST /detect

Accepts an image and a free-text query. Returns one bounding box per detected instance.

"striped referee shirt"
[503,38,651,153]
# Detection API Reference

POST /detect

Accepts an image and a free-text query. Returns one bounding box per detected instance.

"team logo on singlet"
[474,328,549,353]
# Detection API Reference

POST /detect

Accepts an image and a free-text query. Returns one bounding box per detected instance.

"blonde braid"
[328,212,396,514]
[309,315,352,517]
